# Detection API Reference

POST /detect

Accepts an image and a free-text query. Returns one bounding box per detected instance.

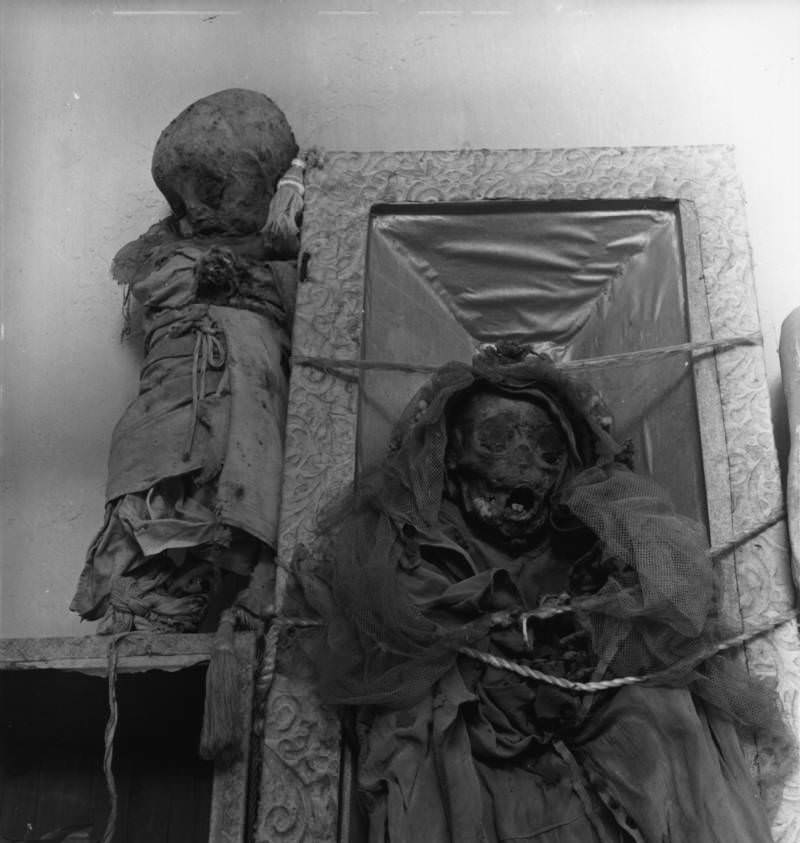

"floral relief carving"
[257,145,800,842]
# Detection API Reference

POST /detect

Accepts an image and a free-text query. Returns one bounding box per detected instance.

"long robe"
[305,359,778,843]
[344,501,774,842]
[71,233,295,625]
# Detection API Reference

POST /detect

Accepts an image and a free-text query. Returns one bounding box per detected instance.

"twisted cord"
[460,608,800,692]
[101,632,137,843]
[266,512,789,694]
[707,506,786,559]
[256,616,324,701]
[255,608,799,694]
[557,332,761,371]
[293,332,762,379]
[518,604,574,646]
[256,622,281,704]
[98,619,321,842]
[183,323,226,460]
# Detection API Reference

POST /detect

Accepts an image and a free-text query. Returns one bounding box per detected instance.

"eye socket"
[197,171,226,209]
[535,425,564,449]
[542,451,564,466]
[475,417,514,453]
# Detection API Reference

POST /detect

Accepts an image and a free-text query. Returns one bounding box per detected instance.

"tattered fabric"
[71,230,295,624]
[300,355,782,843]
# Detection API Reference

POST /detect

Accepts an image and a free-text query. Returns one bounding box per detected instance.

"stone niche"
[256,147,800,843]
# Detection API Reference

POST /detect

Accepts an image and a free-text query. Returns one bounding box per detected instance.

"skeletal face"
[151,89,297,236]
[446,391,569,547]
[159,153,272,237]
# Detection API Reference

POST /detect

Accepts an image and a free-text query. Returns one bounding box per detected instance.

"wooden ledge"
[0,632,256,675]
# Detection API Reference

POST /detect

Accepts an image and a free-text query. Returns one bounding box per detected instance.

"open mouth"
[503,485,538,520]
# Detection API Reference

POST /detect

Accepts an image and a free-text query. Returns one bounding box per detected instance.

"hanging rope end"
[199,609,242,764]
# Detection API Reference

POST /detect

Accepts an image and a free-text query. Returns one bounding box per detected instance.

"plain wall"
[2,0,799,636]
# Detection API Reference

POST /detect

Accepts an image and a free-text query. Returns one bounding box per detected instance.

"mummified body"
[71,89,298,632]
[302,346,782,842]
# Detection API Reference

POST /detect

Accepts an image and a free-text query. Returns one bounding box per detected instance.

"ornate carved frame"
[256,147,800,842]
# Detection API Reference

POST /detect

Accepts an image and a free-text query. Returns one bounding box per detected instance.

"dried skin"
[151,88,298,236]
[446,392,569,546]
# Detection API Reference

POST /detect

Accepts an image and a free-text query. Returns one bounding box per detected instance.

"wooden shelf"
[0,633,257,843]
[0,633,224,674]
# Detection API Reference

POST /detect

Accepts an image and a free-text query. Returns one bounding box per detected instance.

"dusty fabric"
[71,234,294,624]
[301,352,780,842]
[353,674,772,842]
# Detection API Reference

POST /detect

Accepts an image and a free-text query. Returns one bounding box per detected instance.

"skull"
[151,88,297,237]
[446,390,571,547]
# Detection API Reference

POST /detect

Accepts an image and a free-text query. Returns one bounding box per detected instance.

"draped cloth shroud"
[71,236,293,622]
[300,356,778,843]
[346,503,774,842]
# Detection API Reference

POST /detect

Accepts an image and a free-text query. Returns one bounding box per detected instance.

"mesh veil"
[302,353,788,743]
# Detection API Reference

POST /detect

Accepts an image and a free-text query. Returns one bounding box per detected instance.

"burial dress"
[70,224,295,630]
[303,358,777,843]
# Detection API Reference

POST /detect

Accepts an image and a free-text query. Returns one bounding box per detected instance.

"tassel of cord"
[199,608,241,764]
[263,151,318,256]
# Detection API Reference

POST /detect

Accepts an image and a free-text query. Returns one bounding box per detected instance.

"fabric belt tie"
[182,319,226,460]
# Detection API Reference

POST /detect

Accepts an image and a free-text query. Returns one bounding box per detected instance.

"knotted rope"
[182,319,226,460]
